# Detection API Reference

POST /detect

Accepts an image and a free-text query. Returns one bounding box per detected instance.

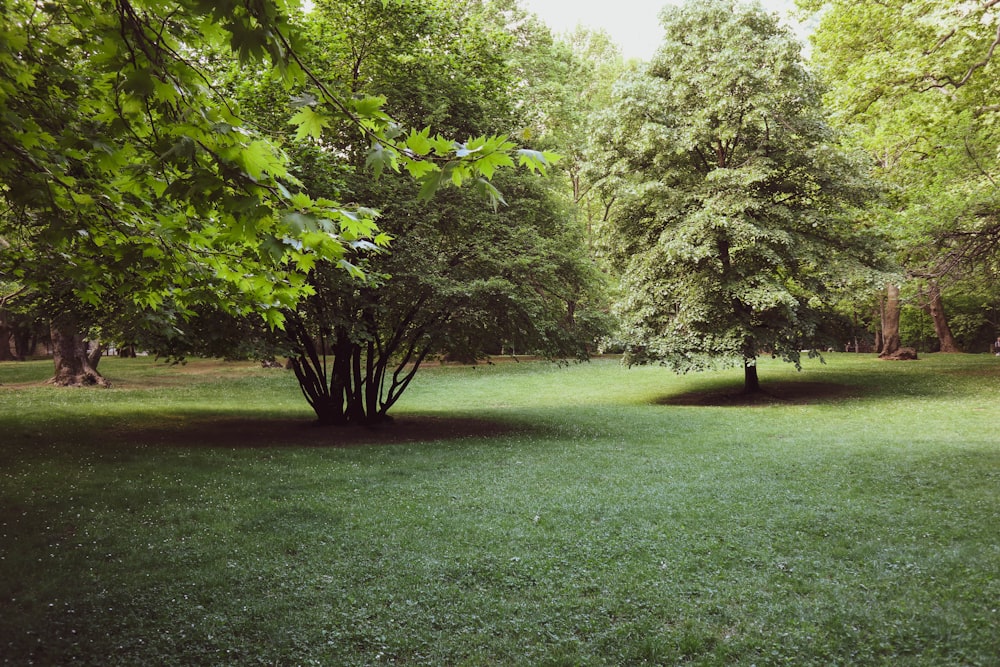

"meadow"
[1,353,998,665]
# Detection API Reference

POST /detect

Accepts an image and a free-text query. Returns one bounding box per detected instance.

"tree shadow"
[654,380,860,407]
[110,414,526,448]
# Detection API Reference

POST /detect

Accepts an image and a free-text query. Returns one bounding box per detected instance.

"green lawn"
[2,354,999,665]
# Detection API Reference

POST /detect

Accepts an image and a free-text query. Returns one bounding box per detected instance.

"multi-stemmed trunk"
[285,312,430,426]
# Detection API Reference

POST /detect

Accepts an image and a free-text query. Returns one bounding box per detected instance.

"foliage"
[0,0,347,328]
[801,0,1000,336]
[0,0,542,345]
[537,27,628,250]
[593,0,882,389]
[261,0,609,425]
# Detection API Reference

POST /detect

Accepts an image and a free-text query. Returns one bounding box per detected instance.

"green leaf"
[429,135,458,156]
[451,164,467,187]
[288,106,330,141]
[70,192,94,207]
[238,140,284,180]
[352,95,389,119]
[474,178,507,211]
[366,142,399,179]
[289,192,313,210]
[474,151,515,180]
[404,127,433,156]
[404,159,438,179]
[417,170,445,202]
[337,258,366,279]
[517,149,551,175]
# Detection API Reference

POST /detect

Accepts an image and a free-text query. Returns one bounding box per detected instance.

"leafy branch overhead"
[289,96,558,208]
[0,0,548,332]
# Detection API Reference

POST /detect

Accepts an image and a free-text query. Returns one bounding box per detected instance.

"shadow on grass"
[655,380,860,407]
[109,414,527,448]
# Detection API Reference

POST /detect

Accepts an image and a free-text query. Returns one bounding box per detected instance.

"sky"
[517,0,804,61]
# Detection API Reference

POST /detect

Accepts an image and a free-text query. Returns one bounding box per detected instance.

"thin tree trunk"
[743,358,760,394]
[13,327,33,359]
[329,330,353,425]
[925,281,961,352]
[879,283,902,358]
[49,318,109,387]
[0,310,14,361]
[874,305,884,354]
[87,340,105,369]
[347,341,366,424]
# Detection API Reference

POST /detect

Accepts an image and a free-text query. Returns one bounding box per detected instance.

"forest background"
[1,0,999,415]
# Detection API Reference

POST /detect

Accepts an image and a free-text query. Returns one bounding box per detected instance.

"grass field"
[1,353,999,665]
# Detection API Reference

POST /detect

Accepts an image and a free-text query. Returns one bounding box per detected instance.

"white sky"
[518,0,803,61]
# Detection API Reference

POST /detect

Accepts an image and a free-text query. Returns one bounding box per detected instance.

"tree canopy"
[274,0,608,425]
[5,0,993,404]
[593,0,882,391]
[0,0,552,385]
[801,0,1000,353]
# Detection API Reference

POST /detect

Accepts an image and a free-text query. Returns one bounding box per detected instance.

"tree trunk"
[0,310,14,361]
[879,283,902,358]
[49,318,110,387]
[285,316,346,426]
[743,358,761,394]
[874,317,884,355]
[924,281,961,353]
[87,339,105,369]
[12,326,36,359]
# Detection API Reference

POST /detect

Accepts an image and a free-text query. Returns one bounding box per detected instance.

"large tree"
[274,0,607,425]
[595,0,881,392]
[0,0,533,385]
[800,0,1000,354]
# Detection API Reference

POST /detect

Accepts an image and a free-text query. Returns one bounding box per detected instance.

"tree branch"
[919,20,1000,91]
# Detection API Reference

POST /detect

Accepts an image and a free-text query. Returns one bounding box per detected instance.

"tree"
[550,28,627,249]
[595,0,881,392]
[0,0,537,385]
[285,172,606,425]
[880,282,902,357]
[271,0,606,425]
[0,282,24,361]
[801,0,1000,353]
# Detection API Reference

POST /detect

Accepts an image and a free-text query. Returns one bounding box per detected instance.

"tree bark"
[879,283,902,358]
[743,358,761,394]
[49,318,109,387]
[874,314,884,355]
[924,280,961,352]
[0,310,14,362]
[12,325,37,359]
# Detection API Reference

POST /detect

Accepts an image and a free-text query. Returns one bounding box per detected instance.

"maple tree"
[0,0,547,384]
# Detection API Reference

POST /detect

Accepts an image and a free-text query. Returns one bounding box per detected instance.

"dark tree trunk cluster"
[284,312,430,426]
